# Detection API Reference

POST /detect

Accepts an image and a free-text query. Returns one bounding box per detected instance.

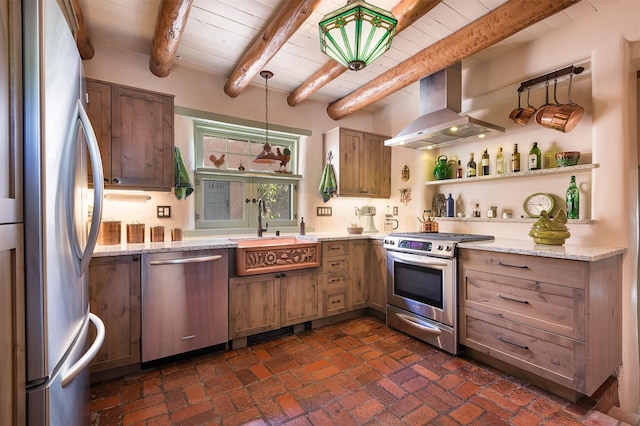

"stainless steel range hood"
[385,63,504,149]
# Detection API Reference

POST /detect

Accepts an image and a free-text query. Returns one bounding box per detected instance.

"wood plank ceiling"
[77,0,613,118]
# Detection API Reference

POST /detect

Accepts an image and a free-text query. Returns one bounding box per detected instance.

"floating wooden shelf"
[425,164,598,186]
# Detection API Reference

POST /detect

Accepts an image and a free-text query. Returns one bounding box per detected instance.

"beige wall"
[84,1,640,411]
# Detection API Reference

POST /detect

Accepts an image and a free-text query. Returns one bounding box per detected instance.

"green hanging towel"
[318,163,337,203]
[174,146,193,200]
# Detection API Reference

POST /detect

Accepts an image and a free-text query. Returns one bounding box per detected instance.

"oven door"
[386,250,455,328]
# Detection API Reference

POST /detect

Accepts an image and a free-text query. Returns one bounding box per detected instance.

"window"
[192,119,303,233]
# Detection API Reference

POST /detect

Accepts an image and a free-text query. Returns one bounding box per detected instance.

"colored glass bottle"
[566,175,579,219]
[528,142,541,170]
[481,148,490,176]
[446,193,455,217]
[467,153,476,177]
[511,144,520,173]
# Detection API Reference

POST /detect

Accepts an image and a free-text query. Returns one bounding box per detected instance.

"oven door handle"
[395,313,442,336]
[388,251,450,268]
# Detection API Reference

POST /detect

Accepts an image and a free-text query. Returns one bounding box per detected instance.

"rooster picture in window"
[209,154,226,169]
[275,148,291,173]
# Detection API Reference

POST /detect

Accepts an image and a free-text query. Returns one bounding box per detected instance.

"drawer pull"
[181,335,196,341]
[498,294,529,304]
[498,336,529,351]
[331,299,342,304]
[331,262,341,266]
[329,247,341,251]
[330,278,341,283]
[495,261,529,269]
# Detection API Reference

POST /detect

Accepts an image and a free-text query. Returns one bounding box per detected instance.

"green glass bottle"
[528,142,541,170]
[566,175,579,219]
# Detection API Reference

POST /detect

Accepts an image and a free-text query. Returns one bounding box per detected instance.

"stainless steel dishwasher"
[141,249,228,363]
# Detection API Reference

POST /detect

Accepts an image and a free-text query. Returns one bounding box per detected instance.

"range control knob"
[437,245,444,251]
[445,245,452,252]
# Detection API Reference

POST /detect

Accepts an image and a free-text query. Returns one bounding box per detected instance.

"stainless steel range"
[384,232,494,354]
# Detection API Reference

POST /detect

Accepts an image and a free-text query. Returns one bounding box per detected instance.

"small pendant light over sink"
[319,0,397,71]
[253,70,281,164]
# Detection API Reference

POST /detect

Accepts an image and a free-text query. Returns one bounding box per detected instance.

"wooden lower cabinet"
[281,270,321,326]
[229,268,320,340]
[349,240,369,310]
[368,239,387,313]
[458,249,622,396]
[88,255,141,380]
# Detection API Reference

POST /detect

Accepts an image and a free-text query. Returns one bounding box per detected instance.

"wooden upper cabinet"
[86,80,111,186]
[323,127,391,198]
[86,79,174,191]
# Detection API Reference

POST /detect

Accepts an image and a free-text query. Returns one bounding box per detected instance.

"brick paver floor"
[90,316,614,425]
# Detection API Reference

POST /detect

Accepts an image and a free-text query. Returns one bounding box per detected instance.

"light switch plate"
[157,205,171,218]
[393,206,398,215]
[316,207,332,216]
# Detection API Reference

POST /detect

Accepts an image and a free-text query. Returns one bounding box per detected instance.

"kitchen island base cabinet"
[88,255,141,382]
[459,249,622,399]
[141,250,228,364]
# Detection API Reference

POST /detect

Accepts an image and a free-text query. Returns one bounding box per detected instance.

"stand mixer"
[355,206,378,233]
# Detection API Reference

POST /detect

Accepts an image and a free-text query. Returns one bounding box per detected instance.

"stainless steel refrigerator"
[23,1,105,424]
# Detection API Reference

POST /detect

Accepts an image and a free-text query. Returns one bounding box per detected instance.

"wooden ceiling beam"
[71,0,94,60]
[287,0,441,107]
[327,0,582,120]
[224,0,323,98]
[149,0,194,78]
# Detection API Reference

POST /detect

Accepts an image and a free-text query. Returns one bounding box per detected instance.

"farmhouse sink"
[233,237,322,276]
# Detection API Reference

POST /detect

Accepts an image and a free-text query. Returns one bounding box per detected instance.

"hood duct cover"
[385,63,504,149]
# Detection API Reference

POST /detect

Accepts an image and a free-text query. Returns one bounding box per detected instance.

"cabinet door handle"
[498,336,529,351]
[181,335,196,341]
[495,261,529,269]
[497,294,529,304]
[113,178,119,184]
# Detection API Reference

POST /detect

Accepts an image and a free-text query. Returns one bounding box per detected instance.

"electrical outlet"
[393,206,398,216]
[157,205,171,218]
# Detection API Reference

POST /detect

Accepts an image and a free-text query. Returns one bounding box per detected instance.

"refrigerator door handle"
[61,313,105,387]
[78,100,104,275]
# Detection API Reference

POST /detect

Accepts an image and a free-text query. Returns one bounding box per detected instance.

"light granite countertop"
[93,233,625,262]
[92,232,384,257]
[458,238,627,262]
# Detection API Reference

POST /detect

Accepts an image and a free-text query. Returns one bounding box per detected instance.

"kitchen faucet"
[257,198,267,237]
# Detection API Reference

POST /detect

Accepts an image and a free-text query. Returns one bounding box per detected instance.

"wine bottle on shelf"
[481,148,490,176]
[467,153,477,177]
[511,143,520,173]
[566,175,579,219]
[528,142,541,170]
[495,147,505,175]
[456,160,463,178]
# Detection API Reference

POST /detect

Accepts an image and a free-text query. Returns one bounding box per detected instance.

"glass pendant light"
[319,0,397,71]
[253,70,281,164]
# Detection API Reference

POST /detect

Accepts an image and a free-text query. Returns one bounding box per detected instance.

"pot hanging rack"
[517,65,584,93]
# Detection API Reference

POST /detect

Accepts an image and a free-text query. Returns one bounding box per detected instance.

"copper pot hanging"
[537,73,584,132]
[514,86,536,125]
